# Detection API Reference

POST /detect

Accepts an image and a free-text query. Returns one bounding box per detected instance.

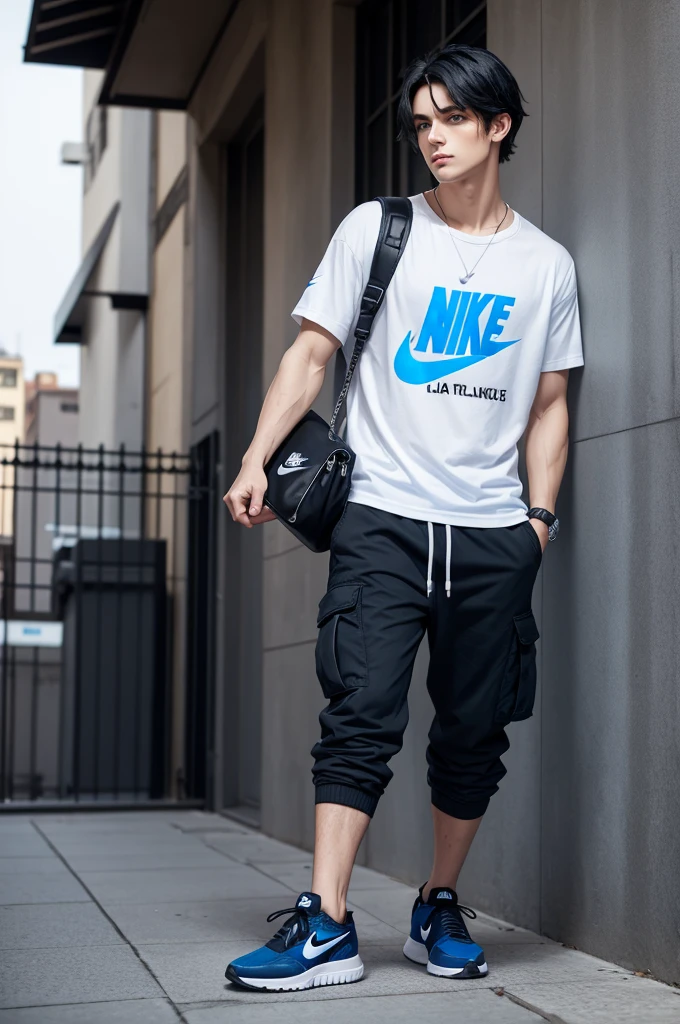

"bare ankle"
[321,900,346,924]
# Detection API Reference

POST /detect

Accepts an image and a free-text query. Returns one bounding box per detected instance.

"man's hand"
[223,319,341,529]
[224,461,277,528]
[529,517,549,552]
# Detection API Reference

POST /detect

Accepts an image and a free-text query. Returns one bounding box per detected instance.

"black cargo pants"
[311,501,542,820]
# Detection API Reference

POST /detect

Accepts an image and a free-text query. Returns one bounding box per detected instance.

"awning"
[54,203,148,345]
[24,0,238,110]
[23,0,130,70]
[101,0,237,108]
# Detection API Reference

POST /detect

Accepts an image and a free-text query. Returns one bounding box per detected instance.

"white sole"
[428,959,488,977]
[403,936,429,964]
[403,936,488,978]
[231,954,364,991]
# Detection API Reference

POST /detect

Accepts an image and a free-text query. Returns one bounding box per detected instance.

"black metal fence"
[0,439,217,807]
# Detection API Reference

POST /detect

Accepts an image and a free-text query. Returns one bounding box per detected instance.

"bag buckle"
[361,284,384,309]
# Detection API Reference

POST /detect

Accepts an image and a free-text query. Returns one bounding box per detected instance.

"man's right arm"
[223,318,341,527]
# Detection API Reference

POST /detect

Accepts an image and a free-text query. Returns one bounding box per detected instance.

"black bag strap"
[329,196,412,433]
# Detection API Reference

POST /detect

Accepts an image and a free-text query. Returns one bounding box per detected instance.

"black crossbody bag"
[263,196,412,553]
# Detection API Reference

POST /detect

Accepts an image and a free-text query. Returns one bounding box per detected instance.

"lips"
[432,154,452,164]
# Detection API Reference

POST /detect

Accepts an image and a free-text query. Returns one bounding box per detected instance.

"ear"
[490,112,512,143]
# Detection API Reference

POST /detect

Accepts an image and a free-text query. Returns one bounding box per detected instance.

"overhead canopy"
[54,203,148,345]
[23,0,129,70]
[24,0,238,109]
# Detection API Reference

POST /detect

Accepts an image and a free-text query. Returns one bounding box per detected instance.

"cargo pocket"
[495,610,540,723]
[315,583,367,700]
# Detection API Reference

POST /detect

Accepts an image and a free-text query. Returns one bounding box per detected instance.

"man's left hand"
[529,518,550,553]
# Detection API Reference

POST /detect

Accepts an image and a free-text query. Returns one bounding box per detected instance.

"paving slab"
[182,989,540,1023]
[0,833,53,858]
[0,999,179,1024]
[335,885,547,948]
[44,837,218,861]
[0,821,38,834]
[62,846,231,872]
[2,811,678,1023]
[475,941,635,987]
[253,860,410,893]
[0,946,161,1008]
[0,902,123,949]
[137,940,502,1005]
[37,819,178,834]
[171,817,249,835]
[0,857,64,875]
[202,833,313,864]
[501,975,680,1023]
[78,865,292,906]
[106,897,403,946]
[0,868,89,905]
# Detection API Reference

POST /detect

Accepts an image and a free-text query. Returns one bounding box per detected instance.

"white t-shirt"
[291,193,584,527]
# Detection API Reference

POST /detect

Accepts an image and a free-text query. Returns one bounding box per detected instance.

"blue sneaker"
[226,891,364,991]
[403,884,488,978]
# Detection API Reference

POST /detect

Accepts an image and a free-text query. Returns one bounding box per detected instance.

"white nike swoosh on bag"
[302,931,350,961]
[420,925,431,941]
[277,464,308,475]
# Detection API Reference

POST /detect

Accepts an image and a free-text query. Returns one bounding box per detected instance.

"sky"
[0,0,82,387]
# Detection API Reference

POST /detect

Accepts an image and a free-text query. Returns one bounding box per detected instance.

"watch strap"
[528,507,556,527]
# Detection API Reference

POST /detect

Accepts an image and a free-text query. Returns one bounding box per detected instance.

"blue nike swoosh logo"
[394,331,521,385]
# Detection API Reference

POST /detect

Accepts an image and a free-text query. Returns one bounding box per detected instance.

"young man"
[224,44,583,991]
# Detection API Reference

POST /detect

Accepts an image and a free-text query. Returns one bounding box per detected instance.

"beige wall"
[177,0,355,821]
[148,211,186,455]
[146,107,191,795]
[259,0,355,844]
[0,357,24,539]
[157,111,187,206]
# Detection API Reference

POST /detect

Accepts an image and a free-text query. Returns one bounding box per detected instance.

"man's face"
[412,81,509,182]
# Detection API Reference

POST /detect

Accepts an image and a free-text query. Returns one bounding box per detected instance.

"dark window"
[60,402,79,413]
[0,406,15,420]
[0,369,17,388]
[356,0,486,201]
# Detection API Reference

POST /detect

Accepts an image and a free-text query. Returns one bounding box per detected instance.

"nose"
[427,119,445,146]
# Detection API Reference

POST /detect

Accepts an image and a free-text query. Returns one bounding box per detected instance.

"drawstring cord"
[427,522,434,596]
[426,522,452,599]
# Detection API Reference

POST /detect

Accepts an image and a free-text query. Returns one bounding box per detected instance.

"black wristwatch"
[528,507,559,542]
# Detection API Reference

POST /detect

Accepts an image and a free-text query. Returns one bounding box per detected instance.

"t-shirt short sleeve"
[291,240,363,345]
[541,260,585,372]
[291,201,381,347]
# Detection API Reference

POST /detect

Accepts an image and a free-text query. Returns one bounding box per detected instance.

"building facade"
[24,371,79,446]
[0,352,25,540]
[56,71,151,452]
[24,0,680,984]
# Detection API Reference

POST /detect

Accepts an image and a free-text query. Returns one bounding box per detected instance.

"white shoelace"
[426,522,452,598]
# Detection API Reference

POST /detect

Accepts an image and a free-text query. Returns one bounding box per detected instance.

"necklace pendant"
[459,272,473,285]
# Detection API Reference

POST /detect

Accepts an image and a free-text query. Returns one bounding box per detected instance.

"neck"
[426,161,511,235]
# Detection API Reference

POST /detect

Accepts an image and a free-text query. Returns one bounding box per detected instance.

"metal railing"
[0,439,216,807]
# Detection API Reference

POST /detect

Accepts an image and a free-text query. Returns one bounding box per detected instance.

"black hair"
[397,44,527,164]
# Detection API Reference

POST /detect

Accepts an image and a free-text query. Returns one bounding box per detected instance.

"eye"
[416,122,430,132]
[448,114,464,124]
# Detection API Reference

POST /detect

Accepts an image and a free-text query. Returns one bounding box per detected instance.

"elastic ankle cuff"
[431,789,489,820]
[314,783,377,817]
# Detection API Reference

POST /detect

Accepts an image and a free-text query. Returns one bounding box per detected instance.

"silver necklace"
[432,186,510,285]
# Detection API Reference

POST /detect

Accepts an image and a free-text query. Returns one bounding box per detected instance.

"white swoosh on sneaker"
[302,931,350,961]
[277,464,308,475]
[420,925,431,942]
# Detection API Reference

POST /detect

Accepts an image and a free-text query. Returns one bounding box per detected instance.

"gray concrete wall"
[203,0,679,985]
[467,0,679,984]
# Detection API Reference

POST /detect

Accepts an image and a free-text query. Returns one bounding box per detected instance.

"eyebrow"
[412,104,463,121]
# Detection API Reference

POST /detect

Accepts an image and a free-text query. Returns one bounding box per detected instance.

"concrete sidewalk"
[0,810,678,1023]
